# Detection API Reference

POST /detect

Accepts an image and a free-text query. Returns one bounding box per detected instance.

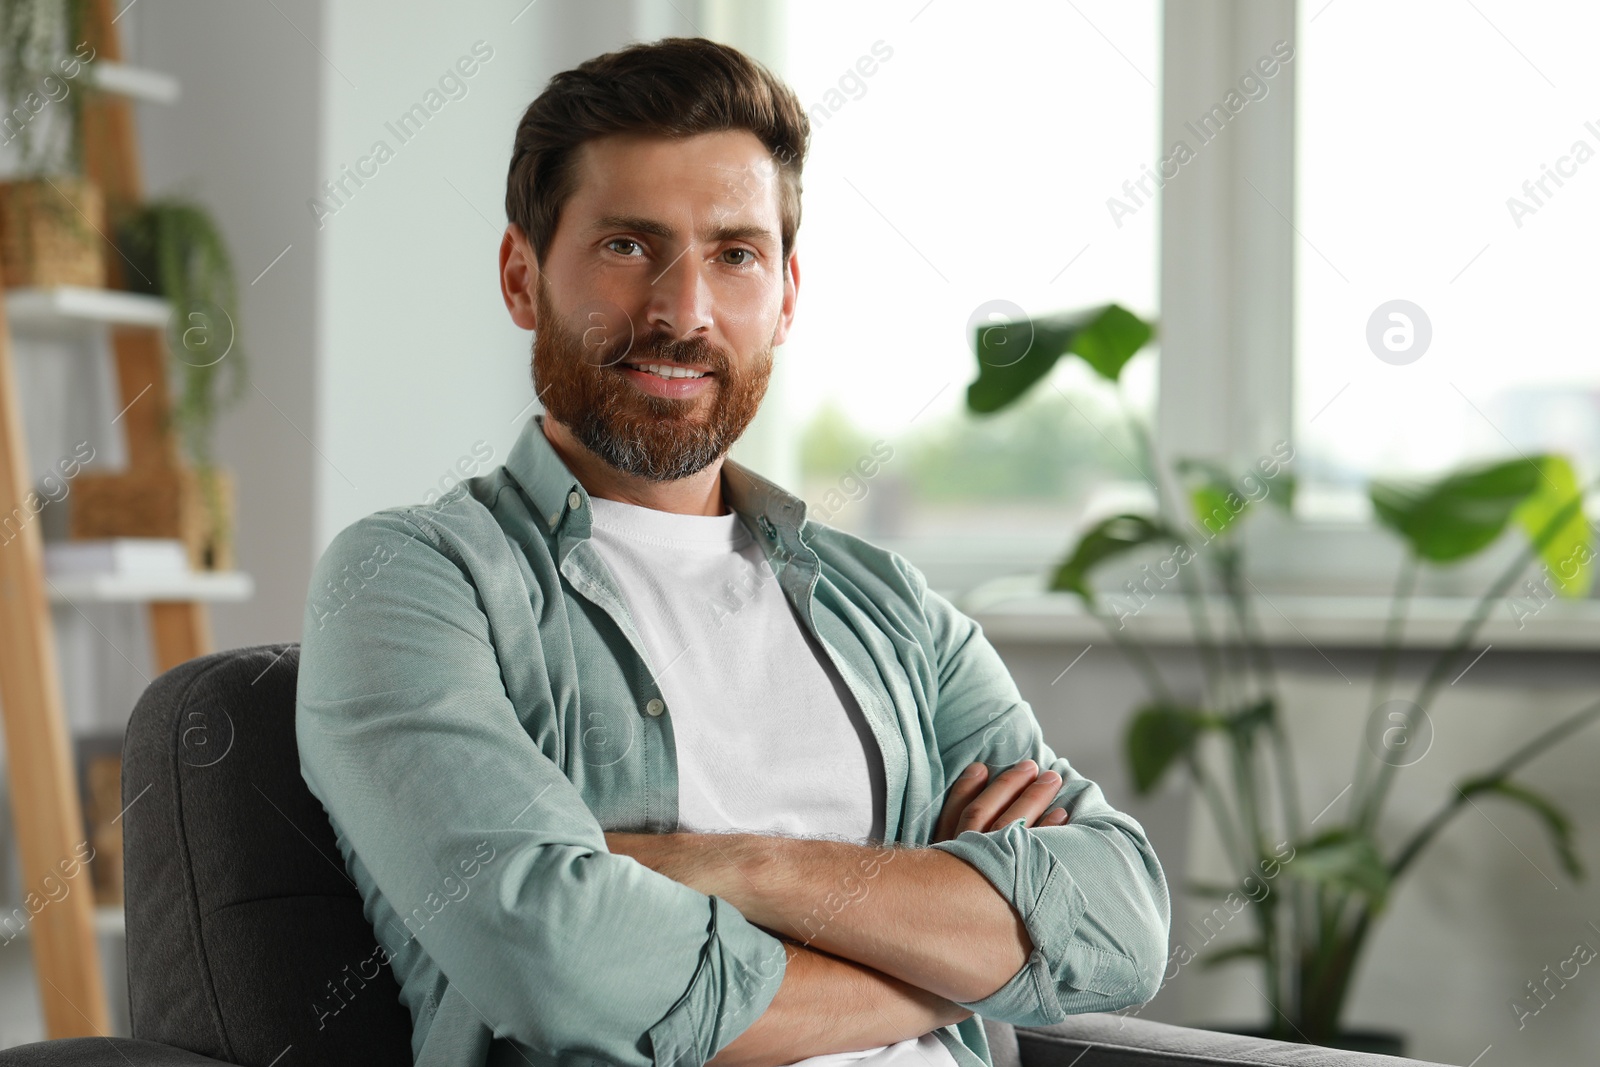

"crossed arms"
[606,759,1070,1067]
[296,512,1171,1067]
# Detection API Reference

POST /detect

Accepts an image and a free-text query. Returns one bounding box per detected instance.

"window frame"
[728,0,1539,598]
[1162,0,1557,597]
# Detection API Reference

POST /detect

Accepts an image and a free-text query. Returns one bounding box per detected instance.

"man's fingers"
[936,763,990,841]
[993,770,1063,829]
[954,759,1040,835]
[1038,806,1069,827]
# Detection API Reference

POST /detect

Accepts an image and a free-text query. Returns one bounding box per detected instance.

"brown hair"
[506,37,810,266]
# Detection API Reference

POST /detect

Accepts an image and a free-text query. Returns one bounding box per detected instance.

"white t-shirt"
[586,496,960,1067]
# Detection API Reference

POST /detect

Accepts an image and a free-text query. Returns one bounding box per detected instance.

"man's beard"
[531,282,774,481]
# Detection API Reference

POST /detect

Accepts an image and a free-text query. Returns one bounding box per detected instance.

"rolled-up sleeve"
[296,511,787,1066]
[912,577,1171,1027]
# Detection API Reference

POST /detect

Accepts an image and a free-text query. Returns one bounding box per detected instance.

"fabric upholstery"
[0,1037,239,1066]
[120,644,414,1066]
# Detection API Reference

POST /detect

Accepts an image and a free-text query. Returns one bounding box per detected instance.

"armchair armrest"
[1016,1013,1451,1067]
[0,1038,245,1066]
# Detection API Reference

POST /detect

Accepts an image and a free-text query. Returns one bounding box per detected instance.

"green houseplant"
[966,304,1600,1046]
[0,0,106,287]
[114,197,248,564]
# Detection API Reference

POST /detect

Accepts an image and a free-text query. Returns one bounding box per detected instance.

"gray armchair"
[0,646,1446,1067]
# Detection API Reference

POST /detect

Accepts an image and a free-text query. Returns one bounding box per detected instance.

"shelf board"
[88,61,180,105]
[6,286,171,339]
[45,570,253,604]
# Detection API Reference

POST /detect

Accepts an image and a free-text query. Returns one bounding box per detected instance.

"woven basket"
[0,175,107,288]
[69,465,236,571]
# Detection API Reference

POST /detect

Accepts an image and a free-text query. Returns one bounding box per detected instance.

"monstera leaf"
[1369,458,1545,563]
[966,303,1155,414]
[1125,703,1213,794]
[1223,699,1275,743]
[1285,829,1391,904]
[1049,512,1175,600]
[1511,455,1593,596]
[1177,457,1295,536]
[1191,482,1246,538]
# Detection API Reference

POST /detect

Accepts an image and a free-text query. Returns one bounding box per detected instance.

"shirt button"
[567,491,582,510]
[644,698,665,717]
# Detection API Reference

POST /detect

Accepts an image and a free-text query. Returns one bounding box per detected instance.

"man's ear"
[770,249,800,347]
[500,224,540,331]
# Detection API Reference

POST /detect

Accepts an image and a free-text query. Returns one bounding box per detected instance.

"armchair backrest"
[121,644,414,1066]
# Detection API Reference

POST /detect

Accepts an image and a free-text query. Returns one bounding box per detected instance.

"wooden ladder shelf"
[0,0,221,1038]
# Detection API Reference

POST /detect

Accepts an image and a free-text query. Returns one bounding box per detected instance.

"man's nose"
[644,248,714,340]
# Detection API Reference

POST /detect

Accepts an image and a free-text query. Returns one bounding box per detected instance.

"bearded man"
[296,36,1169,1067]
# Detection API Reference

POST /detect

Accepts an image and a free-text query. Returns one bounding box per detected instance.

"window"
[774,0,1162,591]
[1294,0,1600,522]
[760,0,1593,598]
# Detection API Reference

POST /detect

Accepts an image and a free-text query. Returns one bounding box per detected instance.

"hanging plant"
[115,197,247,561]
[0,0,108,286]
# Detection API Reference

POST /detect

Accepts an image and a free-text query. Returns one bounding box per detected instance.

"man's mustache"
[597,331,730,372]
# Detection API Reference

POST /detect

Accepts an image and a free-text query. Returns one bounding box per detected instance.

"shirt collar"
[505,414,811,555]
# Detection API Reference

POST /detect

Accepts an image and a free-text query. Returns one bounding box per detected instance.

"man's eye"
[721,248,754,266]
[606,238,643,256]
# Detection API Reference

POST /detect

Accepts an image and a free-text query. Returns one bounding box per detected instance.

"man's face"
[523,130,798,481]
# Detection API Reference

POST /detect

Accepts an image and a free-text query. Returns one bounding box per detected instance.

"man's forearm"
[607,832,1032,1004]
[711,941,970,1067]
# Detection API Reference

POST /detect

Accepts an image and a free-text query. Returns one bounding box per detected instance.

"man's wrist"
[713,836,898,942]
[692,831,773,906]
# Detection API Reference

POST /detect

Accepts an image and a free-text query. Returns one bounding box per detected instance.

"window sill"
[961,586,1600,651]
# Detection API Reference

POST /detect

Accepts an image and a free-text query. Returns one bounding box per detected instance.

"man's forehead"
[569,131,782,225]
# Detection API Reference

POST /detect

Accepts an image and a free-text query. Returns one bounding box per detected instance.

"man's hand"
[708,941,971,1067]
[934,759,1067,843]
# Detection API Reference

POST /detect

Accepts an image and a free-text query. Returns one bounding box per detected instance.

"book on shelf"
[44,537,191,577]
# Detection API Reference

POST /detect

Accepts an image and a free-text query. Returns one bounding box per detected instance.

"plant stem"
[1186,747,1248,877]
[1356,490,1589,833]
[1084,594,1250,874]
[1302,903,1373,1041]
[1387,695,1600,880]
[1123,409,1227,707]
[1223,547,1304,983]
[1211,546,1250,711]
[1084,597,1176,707]
[1369,554,1418,712]
[1348,554,1418,822]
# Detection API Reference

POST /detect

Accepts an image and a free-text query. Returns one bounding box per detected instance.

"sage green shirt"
[295,414,1170,1067]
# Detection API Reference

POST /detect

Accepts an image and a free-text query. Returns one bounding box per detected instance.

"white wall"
[135,0,327,652]
[313,2,548,549]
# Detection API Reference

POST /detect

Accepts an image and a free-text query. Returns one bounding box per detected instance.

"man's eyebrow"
[590,214,776,245]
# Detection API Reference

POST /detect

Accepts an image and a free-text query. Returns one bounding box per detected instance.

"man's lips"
[615,358,717,399]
